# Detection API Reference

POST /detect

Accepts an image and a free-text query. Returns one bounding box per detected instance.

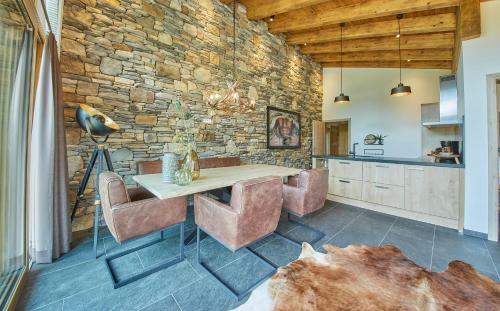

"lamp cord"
[398,17,402,84]
[233,0,236,81]
[340,23,343,93]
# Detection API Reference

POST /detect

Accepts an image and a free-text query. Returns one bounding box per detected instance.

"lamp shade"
[334,93,350,104]
[390,83,412,97]
[76,104,119,136]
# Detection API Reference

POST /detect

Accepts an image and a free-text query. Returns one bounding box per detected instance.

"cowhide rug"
[235,243,500,311]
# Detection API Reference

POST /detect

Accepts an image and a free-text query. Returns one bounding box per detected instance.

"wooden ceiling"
[222,0,483,71]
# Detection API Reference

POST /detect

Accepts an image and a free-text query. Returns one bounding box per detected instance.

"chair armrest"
[106,197,187,243]
[194,194,239,249]
[283,184,306,217]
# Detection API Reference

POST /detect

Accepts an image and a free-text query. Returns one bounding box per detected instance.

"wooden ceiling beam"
[268,0,459,33]
[459,0,481,40]
[241,0,331,20]
[301,32,455,54]
[321,60,452,69]
[286,13,456,45]
[313,49,454,62]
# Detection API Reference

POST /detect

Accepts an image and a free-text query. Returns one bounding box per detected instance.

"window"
[0,0,34,308]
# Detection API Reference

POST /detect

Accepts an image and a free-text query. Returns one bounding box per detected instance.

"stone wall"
[60,0,323,230]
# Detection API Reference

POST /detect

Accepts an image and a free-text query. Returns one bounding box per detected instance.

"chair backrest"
[99,172,130,239]
[137,160,162,175]
[297,168,329,212]
[230,176,283,243]
[199,156,240,169]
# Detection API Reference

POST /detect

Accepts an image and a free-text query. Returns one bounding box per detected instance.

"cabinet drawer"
[362,182,404,209]
[331,159,363,180]
[363,162,404,186]
[329,177,362,200]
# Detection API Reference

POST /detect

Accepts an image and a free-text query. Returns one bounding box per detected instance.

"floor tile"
[61,260,198,311]
[302,204,364,239]
[17,260,109,310]
[138,295,180,311]
[380,219,434,268]
[253,236,301,267]
[484,240,500,278]
[173,277,238,311]
[327,210,396,248]
[432,228,498,279]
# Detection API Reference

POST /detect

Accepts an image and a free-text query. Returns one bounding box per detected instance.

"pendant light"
[334,23,350,104]
[391,15,412,96]
[206,0,256,114]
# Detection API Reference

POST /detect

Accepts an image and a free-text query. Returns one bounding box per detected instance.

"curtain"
[0,24,31,305]
[29,33,71,264]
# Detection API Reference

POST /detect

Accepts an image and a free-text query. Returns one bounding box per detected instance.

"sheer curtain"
[0,20,32,308]
[29,33,71,264]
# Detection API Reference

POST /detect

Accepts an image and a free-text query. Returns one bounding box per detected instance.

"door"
[312,120,325,155]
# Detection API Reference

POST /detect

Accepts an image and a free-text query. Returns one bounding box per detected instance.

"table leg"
[184,229,207,245]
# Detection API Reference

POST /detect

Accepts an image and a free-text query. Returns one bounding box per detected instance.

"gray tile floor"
[16,201,500,311]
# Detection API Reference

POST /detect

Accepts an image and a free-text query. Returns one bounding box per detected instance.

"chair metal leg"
[275,212,326,247]
[104,222,185,289]
[196,226,277,301]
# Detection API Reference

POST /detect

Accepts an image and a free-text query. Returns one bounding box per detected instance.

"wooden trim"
[268,0,459,33]
[327,194,460,229]
[301,33,455,54]
[459,0,481,41]
[321,60,453,70]
[286,13,457,45]
[242,0,331,20]
[313,49,453,63]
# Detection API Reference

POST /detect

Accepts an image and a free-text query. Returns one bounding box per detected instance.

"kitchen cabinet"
[329,159,363,180]
[363,162,404,186]
[404,165,460,220]
[329,177,362,200]
[362,182,404,209]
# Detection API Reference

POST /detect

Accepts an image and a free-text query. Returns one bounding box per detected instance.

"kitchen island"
[312,155,464,230]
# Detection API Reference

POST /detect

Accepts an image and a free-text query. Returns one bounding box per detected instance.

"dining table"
[133,164,303,244]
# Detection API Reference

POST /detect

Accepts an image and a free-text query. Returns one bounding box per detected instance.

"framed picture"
[267,106,301,149]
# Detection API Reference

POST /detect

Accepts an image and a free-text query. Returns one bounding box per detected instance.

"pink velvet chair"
[278,168,329,245]
[193,176,283,300]
[99,172,187,288]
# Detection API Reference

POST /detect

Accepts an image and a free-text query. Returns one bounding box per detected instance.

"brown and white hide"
[235,243,500,311]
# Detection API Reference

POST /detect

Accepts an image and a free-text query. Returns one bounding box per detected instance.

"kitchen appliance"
[440,140,460,155]
[422,75,463,127]
[428,140,462,164]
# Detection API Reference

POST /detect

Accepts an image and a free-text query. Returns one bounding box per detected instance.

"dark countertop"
[312,155,465,168]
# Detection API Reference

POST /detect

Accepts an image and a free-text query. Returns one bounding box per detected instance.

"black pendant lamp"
[391,15,412,97]
[334,23,350,104]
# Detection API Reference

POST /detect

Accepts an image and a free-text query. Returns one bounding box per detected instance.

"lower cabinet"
[404,166,460,220]
[329,177,362,200]
[362,182,404,209]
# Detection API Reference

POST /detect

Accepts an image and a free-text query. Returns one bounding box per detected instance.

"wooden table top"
[133,164,303,200]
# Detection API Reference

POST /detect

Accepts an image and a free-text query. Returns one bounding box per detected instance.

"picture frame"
[267,106,301,149]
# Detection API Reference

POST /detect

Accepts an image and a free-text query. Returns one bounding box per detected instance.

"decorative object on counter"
[390,15,412,97]
[175,168,193,186]
[71,104,120,222]
[428,140,462,164]
[182,144,200,180]
[364,134,387,145]
[334,23,350,104]
[364,148,384,156]
[267,106,301,149]
[206,0,256,114]
[162,152,178,183]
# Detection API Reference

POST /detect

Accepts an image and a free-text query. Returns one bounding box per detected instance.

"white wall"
[461,0,500,237]
[323,68,450,158]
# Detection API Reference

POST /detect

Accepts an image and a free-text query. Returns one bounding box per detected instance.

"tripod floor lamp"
[71,104,119,258]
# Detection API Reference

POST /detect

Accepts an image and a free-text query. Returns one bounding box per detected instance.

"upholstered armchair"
[277,168,329,245]
[194,176,283,299]
[99,172,187,288]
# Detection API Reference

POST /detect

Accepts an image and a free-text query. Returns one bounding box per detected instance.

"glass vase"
[162,153,178,183]
[183,144,200,180]
[175,168,193,186]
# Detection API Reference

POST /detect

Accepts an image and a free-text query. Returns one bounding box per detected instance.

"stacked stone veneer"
[61,0,323,230]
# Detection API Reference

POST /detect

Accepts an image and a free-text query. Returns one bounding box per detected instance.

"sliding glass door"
[0,0,33,308]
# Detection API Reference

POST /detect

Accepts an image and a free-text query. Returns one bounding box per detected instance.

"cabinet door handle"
[375,185,390,190]
[339,161,351,165]
[339,180,351,184]
[376,165,389,168]
[407,167,424,171]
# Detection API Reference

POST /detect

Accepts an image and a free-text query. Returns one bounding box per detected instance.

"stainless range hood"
[422,75,463,127]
